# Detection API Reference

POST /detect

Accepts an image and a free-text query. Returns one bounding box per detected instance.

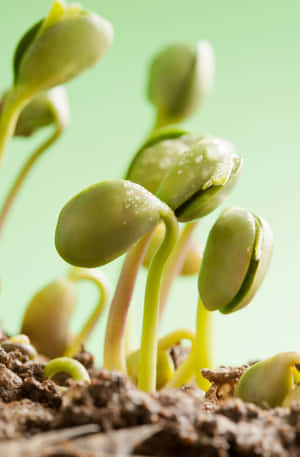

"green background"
[0,0,299,366]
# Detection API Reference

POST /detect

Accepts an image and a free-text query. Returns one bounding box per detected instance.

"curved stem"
[2,334,37,360]
[103,230,155,373]
[0,86,31,166]
[159,221,198,321]
[44,357,90,383]
[166,297,214,390]
[63,268,110,357]
[126,329,194,388]
[158,328,195,352]
[0,126,62,236]
[138,209,179,392]
[166,349,195,388]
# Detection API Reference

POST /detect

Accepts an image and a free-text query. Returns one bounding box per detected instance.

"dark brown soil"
[0,340,299,456]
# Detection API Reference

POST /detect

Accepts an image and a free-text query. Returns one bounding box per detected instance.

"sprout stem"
[153,111,169,131]
[103,230,155,373]
[195,297,214,390]
[138,209,178,392]
[44,356,90,383]
[158,328,195,352]
[159,222,198,321]
[124,305,138,357]
[166,348,195,388]
[63,268,110,357]
[0,127,62,236]
[0,86,31,166]
[166,298,213,390]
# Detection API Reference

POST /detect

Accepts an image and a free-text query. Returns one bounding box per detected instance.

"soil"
[0,338,299,457]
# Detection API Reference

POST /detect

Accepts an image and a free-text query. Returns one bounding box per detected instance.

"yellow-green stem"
[44,357,90,383]
[166,298,214,390]
[195,297,214,390]
[138,209,178,392]
[0,127,62,236]
[159,222,197,321]
[153,111,172,131]
[0,86,31,166]
[124,305,138,357]
[166,349,195,388]
[103,230,154,373]
[63,268,110,357]
[158,328,195,352]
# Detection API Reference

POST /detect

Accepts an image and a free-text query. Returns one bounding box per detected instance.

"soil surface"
[0,339,299,457]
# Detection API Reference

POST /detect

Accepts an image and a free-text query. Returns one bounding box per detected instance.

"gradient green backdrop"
[0,0,299,366]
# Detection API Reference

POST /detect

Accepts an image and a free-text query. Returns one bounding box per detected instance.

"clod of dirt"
[0,399,55,439]
[202,364,250,402]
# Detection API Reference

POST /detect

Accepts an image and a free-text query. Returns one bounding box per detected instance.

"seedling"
[235,352,300,408]
[55,179,179,392]
[44,356,91,385]
[21,267,110,358]
[0,87,69,235]
[1,334,37,360]
[169,207,273,390]
[0,0,113,165]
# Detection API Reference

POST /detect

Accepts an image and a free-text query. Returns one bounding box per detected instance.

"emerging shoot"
[1,334,37,360]
[55,179,179,392]
[44,356,90,384]
[196,206,273,387]
[169,207,273,390]
[21,267,109,358]
[235,352,300,408]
